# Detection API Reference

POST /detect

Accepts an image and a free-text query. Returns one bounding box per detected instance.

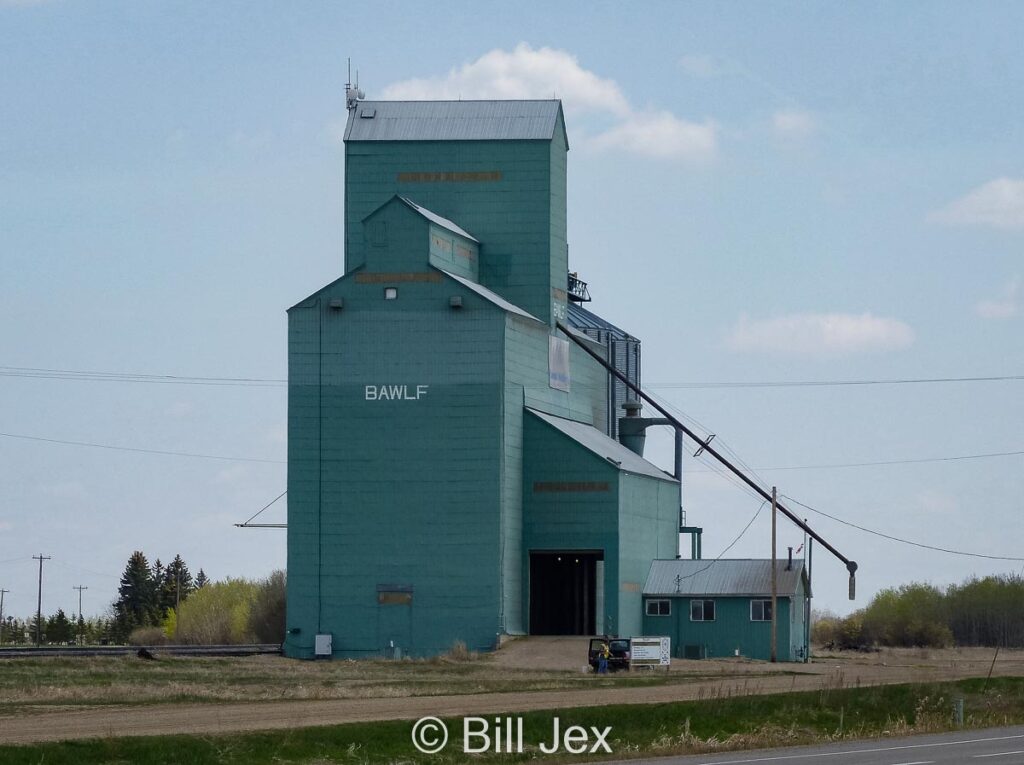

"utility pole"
[73,585,88,646]
[33,554,51,646]
[770,486,778,663]
[0,588,8,645]
[174,568,181,643]
[807,532,814,662]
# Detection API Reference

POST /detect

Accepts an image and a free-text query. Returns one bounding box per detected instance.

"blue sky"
[1,1,1022,621]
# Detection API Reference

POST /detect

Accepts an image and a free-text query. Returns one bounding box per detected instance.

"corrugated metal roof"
[644,559,805,597]
[440,270,540,321]
[567,303,636,340]
[344,100,563,142]
[527,408,677,483]
[399,197,478,242]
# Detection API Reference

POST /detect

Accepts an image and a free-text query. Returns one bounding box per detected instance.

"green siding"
[286,270,507,658]
[345,128,566,324]
[617,475,679,638]
[522,413,621,633]
[642,594,807,662]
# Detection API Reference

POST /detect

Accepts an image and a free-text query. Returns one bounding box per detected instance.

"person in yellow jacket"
[598,640,610,674]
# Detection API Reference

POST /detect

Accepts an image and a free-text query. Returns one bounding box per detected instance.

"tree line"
[813,573,1024,649]
[1,551,284,646]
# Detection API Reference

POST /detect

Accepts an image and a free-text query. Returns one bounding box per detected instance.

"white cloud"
[976,276,1020,320]
[379,44,716,162]
[930,178,1024,229]
[727,312,915,356]
[586,112,717,161]
[382,43,629,117]
[772,109,818,139]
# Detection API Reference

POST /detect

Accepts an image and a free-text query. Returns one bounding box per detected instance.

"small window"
[384,287,398,300]
[690,599,715,621]
[646,599,671,616]
[751,599,773,621]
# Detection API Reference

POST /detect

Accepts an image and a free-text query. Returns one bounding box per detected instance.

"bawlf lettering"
[364,384,429,401]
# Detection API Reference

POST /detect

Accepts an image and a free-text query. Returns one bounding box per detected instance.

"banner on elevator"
[549,336,570,392]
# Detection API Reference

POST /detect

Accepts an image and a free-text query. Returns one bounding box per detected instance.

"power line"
[783,495,1024,562]
[0,366,285,388]
[0,432,285,464]
[648,374,1024,390]
[4,365,1022,391]
[688,448,1024,474]
[677,500,768,582]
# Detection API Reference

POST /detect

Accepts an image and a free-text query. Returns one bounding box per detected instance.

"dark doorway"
[529,551,601,635]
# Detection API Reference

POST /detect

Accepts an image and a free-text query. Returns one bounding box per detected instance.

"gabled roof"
[644,559,807,598]
[344,100,566,143]
[441,270,539,322]
[399,197,478,242]
[527,408,677,483]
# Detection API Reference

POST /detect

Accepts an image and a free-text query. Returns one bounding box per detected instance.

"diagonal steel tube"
[556,322,858,588]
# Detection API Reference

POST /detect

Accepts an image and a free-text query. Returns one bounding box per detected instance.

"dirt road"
[1,643,1020,745]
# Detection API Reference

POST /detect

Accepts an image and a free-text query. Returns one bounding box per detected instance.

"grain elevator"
[284,98,679,659]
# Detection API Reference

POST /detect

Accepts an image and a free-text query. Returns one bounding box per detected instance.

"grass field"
[1,677,1022,764]
[0,653,766,712]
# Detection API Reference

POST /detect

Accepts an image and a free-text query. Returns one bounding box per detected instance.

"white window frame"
[646,599,671,617]
[690,599,715,622]
[750,599,773,621]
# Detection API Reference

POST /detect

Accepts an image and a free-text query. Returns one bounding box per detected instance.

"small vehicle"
[588,637,631,672]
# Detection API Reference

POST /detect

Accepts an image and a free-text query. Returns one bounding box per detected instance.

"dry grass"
[1,643,1019,716]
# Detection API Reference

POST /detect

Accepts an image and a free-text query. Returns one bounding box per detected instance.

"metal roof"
[526,408,677,483]
[399,197,478,242]
[644,559,806,597]
[440,270,540,322]
[567,303,636,341]
[344,100,564,142]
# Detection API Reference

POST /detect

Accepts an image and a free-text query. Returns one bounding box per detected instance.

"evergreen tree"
[112,551,158,641]
[29,613,45,644]
[46,609,74,644]
[159,554,194,617]
[152,558,164,591]
[194,568,208,589]
[76,614,86,645]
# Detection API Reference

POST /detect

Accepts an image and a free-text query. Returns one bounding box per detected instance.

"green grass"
[2,677,1022,764]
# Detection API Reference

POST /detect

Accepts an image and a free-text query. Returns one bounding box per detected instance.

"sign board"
[549,336,570,392]
[630,636,671,667]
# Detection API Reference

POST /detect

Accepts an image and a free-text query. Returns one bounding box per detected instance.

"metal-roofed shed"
[644,559,806,597]
[642,559,810,662]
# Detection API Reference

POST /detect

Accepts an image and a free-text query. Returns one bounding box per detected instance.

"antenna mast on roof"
[345,57,365,111]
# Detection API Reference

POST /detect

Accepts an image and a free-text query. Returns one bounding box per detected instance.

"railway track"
[0,644,282,658]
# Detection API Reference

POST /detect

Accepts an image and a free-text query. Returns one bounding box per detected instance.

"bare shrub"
[128,626,168,646]
[444,640,476,662]
[248,570,286,644]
